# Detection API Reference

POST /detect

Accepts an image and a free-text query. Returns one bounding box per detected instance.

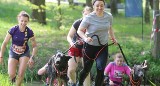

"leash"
[117,43,129,66]
[63,42,78,54]
[83,43,114,60]
[63,42,78,63]
[82,35,114,60]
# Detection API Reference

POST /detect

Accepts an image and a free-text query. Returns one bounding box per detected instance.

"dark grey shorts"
[9,50,30,60]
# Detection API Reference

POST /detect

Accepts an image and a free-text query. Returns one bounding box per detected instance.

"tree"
[86,0,92,7]
[110,0,118,15]
[149,0,153,9]
[56,0,62,29]
[30,0,46,25]
[68,0,74,7]
[144,0,150,23]
[152,0,160,58]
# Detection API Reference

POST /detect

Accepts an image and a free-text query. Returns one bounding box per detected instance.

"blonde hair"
[114,53,123,60]
[84,6,93,12]
[17,11,30,21]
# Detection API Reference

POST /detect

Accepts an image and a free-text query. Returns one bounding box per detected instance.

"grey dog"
[130,60,148,86]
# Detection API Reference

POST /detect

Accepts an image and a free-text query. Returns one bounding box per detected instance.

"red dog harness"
[53,64,67,77]
[130,75,142,86]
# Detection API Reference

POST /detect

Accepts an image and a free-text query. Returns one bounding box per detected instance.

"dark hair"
[92,0,105,5]
[17,11,30,21]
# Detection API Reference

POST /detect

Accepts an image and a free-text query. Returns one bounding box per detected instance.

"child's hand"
[109,80,114,86]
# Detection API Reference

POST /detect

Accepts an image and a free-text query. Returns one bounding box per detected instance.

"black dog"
[46,51,72,86]
[130,60,147,86]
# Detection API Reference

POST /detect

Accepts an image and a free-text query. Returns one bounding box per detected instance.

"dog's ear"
[66,56,72,59]
[48,57,52,65]
[133,64,137,69]
[141,60,148,69]
[48,55,55,65]
[64,55,72,60]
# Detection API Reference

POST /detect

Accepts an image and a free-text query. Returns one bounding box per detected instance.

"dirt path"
[24,81,45,86]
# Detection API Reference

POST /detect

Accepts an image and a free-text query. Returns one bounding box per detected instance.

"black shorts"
[9,50,30,60]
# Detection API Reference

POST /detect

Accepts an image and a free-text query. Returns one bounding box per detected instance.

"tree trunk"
[30,0,46,25]
[144,0,150,23]
[110,0,118,15]
[149,0,153,9]
[152,0,160,58]
[57,0,62,29]
[68,0,74,7]
[86,0,92,7]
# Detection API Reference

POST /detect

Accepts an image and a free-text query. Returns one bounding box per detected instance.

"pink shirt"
[104,62,131,83]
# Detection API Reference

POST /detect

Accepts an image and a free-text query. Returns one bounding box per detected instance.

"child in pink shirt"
[104,53,131,86]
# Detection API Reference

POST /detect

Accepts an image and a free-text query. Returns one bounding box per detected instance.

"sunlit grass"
[0,0,159,85]
[0,73,10,86]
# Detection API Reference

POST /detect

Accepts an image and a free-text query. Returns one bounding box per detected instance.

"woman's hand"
[70,42,76,48]
[76,40,84,45]
[111,38,118,44]
[84,37,93,43]
[28,57,34,68]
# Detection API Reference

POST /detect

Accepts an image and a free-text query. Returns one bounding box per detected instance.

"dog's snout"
[56,61,60,64]
[138,71,144,77]
[55,58,61,64]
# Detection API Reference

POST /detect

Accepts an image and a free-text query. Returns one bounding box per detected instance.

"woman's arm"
[67,26,76,46]
[30,36,37,59]
[77,27,92,42]
[28,36,37,68]
[0,33,12,64]
[108,27,117,43]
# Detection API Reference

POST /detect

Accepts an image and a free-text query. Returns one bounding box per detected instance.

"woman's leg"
[78,57,93,86]
[83,72,91,86]
[16,56,30,86]
[95,47,108,86]
[8,58,19,82]
[68,56,80,84]
[81,58,91,86]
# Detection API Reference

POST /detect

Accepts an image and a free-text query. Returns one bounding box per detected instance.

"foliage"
[0,0,159,85]
[0,73,10,86]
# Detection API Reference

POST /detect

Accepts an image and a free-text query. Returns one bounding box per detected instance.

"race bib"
[12,44,26,54]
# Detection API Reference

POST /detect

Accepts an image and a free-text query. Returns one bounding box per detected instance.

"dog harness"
[130,75,142,86]
[53,64,67,77]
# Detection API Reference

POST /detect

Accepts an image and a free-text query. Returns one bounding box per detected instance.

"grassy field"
[0,0,159,85]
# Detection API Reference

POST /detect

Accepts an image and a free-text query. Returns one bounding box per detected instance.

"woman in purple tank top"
[0,11,37,86]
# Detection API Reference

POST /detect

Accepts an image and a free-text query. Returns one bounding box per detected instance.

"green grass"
[0,73,11,86]
[0,0,159,85]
